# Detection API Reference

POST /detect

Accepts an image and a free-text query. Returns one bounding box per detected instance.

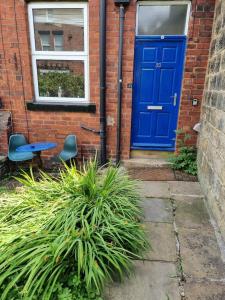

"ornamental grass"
[0,161,149,299]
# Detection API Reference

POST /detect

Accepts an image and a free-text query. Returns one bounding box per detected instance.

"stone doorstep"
[123,158,172,168]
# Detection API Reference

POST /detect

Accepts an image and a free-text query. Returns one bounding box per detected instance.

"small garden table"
[16,142,57,168]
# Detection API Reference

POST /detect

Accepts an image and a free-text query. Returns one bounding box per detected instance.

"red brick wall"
[177,0,215,146]
[0,0,215,162]
[0,0,100,161]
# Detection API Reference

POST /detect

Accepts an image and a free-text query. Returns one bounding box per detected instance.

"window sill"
[26,102,96,113]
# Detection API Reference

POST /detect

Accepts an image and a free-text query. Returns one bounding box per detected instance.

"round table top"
[16,142,57,152]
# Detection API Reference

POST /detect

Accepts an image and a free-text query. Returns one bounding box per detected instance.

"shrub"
[169,146,197,176]
[169,129,197,176]
[38,71,84,98]
[0,161,148,299]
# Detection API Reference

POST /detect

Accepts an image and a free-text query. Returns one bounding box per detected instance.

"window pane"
[39,32,50,51]
[54,34,63,51]
[33,8,84,51]
[37,60,85,98]
[138,5,188,35]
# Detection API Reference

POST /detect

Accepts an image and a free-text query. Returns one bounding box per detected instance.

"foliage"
[169,129,198,176]
[0,161,148,299]
[38,71,84,98]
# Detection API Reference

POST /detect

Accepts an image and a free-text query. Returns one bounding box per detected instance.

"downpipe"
[116,5,125,165]
[99,0,107,166]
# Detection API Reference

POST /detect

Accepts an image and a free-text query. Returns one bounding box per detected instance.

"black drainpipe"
[114,0,130,164]
[99,0,107,165]
[115,4,125,165]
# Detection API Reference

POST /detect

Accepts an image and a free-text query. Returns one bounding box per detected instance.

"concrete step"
[122,158,175,181]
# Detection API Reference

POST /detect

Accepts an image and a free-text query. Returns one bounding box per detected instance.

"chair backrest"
[64,135,77,154]
[8,134,28,153]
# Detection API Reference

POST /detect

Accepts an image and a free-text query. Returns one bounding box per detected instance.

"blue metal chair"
[58,135,78,162]
[8,134,34,162]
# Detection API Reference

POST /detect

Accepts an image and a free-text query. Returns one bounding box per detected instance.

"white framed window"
[28,2,89,103]
[136,1,191,36]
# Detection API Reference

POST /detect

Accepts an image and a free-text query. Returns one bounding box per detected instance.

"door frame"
[131,35,187,151]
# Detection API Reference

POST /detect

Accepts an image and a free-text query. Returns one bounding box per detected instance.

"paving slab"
[171,194,204,201]
[184,280,225,300]
[104,261,180,300]
[144,222,177,262]
[175,196,211,229]
[138,181,170,198]
[179,227,225,280]
[142,198,173,223]
[168,181,203,198]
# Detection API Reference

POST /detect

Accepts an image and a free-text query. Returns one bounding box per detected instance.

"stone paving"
[104,181,225,300]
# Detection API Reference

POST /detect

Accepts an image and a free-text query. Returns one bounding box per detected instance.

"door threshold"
[130,149,174,159]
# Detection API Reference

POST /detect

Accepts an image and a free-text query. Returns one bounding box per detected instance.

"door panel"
[158,68,175,104]
[155,113,170,137]
[131,37,186,151]
[140,69,155,102]
[138,112,152,137]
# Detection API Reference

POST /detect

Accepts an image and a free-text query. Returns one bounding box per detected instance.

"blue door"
[131,36,186,151]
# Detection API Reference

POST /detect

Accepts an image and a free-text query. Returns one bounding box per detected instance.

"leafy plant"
[169,129,198,176]
[0,161,148,299]
[38,71,84,98]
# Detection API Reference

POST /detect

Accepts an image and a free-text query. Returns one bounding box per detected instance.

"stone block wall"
[198,0,225,239]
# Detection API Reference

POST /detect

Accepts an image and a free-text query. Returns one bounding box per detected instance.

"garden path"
[104,181,225,300]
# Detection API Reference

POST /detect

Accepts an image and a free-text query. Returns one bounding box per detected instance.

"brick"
[0,0,215,161]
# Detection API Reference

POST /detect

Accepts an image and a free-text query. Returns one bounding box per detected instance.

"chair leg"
[6,159,13,176]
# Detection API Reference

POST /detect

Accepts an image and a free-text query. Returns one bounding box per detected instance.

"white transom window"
[28,2,89,102]
[137,1,191,36]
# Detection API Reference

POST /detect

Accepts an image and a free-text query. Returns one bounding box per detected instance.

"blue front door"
[131,37,186,151]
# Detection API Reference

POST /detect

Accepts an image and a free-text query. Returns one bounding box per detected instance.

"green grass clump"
[0,161,148,299]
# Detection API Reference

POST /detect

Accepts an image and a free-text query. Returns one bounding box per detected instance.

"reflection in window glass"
[39,32,50,51]
[54,33,63,51]
[138,5,188,35]
[33,8,84,51]
[37,60,85,98]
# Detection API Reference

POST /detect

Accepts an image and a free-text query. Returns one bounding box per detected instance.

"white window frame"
[28,2,89,103]
[136,1,191,36]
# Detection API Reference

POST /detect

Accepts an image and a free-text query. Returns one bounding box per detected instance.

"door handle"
[172,93,177,106]
[147,106,163,110]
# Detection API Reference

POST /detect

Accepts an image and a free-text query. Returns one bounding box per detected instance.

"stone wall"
[198,0,225,239]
